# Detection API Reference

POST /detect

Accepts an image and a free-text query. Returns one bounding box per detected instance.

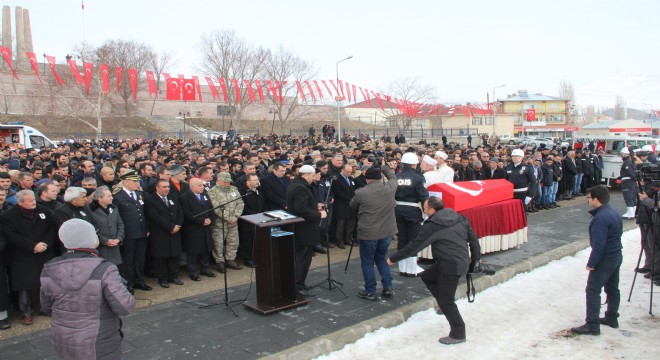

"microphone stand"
[312,175,347,296]
[197,191,250,316]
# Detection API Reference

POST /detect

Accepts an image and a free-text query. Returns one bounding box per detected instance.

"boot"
[622,207,635,219]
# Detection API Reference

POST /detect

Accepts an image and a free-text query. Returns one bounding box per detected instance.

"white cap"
[422,155,437,167]
[299,165,315,174]
[642,145,654,152]
[620,147,630,154]
[435,151,448,160]
[59,219,99,249]
[401,152,419,164]
[511,149,525,157]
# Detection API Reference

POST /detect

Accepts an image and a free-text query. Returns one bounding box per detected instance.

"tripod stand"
[627,186,656,315]
[312,175,347,296]
[196,192,249,316]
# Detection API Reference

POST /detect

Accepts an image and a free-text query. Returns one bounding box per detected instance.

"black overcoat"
[179,190,216,255]
[144,193,184,258]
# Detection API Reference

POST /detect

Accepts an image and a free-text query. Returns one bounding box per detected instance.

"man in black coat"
[286,165,326,297]
[0,190,56,325]
[179,178,217,281]
[238,173,265,267]
[113,170,151,294]
[168,164,190,199]
[483,159,506,179]
[388,197,480,345]
[562,150,577,200]
[331,163,357,248]
[261,162,290,210]
[144,179,184,288]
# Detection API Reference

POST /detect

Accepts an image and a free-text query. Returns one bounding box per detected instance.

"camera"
[636,163,660,186]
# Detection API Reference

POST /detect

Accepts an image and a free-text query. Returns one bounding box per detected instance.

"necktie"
[197,194,204,204]
[131,192,137,201]
[162,196,169,206]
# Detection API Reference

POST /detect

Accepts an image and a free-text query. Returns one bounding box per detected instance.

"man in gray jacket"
[349,164,398,301]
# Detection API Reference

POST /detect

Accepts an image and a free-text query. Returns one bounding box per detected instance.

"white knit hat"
[58,219,99,249]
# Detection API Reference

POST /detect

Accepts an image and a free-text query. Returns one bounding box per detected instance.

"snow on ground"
[316,230,660,360]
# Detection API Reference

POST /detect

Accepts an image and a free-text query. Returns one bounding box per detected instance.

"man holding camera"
[387,196,480,345]
[636,180,660,284]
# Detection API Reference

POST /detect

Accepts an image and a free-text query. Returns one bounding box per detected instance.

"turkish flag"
[329,80,339,98]
[67,59,83,85]
[526,108,536,121]
[345,82,351,102]
[295,81,306,102]
[100,64,110,93]
[254,80,265,102]
[192,76,202,102]
[352,84,357,104]
[313,80,324,100]
[182,78,196,102]
[322,80,333,98]
[218,78,228,103]
[244,80,256,102]
[128,68,138,101]
[205,76,219,101]
[162,72,170,81]
[146,70,157,98]
[274,80,284,104]
[359,87,368,103]
[83,61,93,95]
[166,77,180,100]
[230,78,241,104]
[0,46,18,80]
[305,80,316,102]
[115,67,122,93]
[265,80,277,99]
[45,55,64,85]
[25,51,42,84]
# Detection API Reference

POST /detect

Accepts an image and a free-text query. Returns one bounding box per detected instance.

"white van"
[0,123,55,149]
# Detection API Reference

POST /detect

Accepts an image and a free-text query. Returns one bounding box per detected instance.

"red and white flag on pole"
[295,81,307,102]
[67,59,83,85]
[128,68,138,101]
[205,76,219,101]
[182,78,196,102]
[25,51,42,84]
[304,80,316,102]
[146,70,157,98]
[83,61,93,95]
[115,67,122,93]
[313,80,324,100]
[45,55,64,85]
[100,64,110,93]
[526,108,536,121]
[166,77,180,100]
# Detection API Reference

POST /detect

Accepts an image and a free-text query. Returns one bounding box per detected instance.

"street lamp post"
[178,110,190,142]
[336,55,353,142]
[269,108,277,135]
[492,84,505,135]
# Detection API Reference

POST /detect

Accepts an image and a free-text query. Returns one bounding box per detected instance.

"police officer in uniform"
[113,170,151,294]
[506,149,536,213]
[394,152,429,277]
[619,146,638,219]
[208,172,245,273]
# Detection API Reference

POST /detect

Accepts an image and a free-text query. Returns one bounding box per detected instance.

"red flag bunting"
[218,78,228,103]
[244,80,256,102]
[67,59,83,85]
[265,80,277,99]
[304,80,316,102]
[358,87,367,103]
[83,61,93,95]
[127,68,138,101]
[205,76,219,101]
[364,88,371,104]
[254,80,265,102]
[230,78,241,104]
[274,80,284,104]
[0,47,18,80]
[182,78,196,102]
[45,55,64,85]
[192,76,202,102]
[295,81,306,102]
[345,82,351,102]
[166,77,180,100]
[25,51,42,84]
[322,80,333,99]
[313,80,324,100]
[329,80,339,98]
[162,72,170,81]
[338,80,345,98]
[372,91,384,110]
[100,64,110,93]
[115,67,122,93]
[146,70,157,98]
[351,84,357,104]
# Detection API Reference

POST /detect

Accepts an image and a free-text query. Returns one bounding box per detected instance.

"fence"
[46,127,478,143]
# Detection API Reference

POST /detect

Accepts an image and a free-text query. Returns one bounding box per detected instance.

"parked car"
[498,135,519,144]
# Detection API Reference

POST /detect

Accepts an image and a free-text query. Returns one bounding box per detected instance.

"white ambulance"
[0,123,55,149]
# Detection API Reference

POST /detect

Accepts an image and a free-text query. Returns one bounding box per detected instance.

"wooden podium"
[239,213,309,315]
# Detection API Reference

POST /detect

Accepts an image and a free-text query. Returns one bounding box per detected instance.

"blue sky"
[3,0,658,105]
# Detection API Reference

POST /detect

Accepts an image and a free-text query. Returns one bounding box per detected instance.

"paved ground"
[0,193,639,359]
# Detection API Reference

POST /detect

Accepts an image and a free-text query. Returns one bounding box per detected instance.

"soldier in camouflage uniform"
[208,172,245,273]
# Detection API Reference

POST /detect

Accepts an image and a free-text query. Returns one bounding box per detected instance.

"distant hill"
[601,107,653,120]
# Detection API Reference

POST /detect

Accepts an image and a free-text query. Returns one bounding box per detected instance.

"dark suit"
[331,174,357,246]
[140,176,157,194]
[145,193,184,282]
[562,157,577,198]
[179,190,216,276]
[484,167,506,180]
[238,187,265,262]
[261,173,290,210]
[113,189,149,286]
[168,180,190,199]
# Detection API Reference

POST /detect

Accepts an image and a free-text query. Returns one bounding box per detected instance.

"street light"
[269,108,277,135]
[492,84,506,135]
[336,55,353,142]
[177,110,190,142]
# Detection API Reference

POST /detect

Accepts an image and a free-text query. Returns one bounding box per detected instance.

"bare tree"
[147,50,177,114]
[384,76,436,132]
[95,39,154,117]
[262,45,318,135]
[197,30,268,131]
[559,80,576,123]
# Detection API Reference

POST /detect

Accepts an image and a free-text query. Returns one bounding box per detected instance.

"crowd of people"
[0,130,649,343]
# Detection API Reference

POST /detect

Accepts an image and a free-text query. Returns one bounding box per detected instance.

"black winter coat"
[144,193,184,258]
[261,173,290,210]
[239,187,265,234]
[286,177,321,247]
[330,174,357,219]
[179,190,216,254]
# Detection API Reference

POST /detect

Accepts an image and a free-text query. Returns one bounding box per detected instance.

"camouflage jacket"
[208,185,245,223]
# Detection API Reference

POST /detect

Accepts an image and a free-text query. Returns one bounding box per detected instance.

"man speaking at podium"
[286,165,327,297]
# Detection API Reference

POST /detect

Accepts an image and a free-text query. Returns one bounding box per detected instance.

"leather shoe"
[0,318,10,330]
[20,315,33,326]
[170,278,184,285]
[438,336,466,345]
[382,288,394,298]
[570,324,600,335]
[159,281,170,288]
[226,260,243,270]
[244,259,257,268]
[302,284,314,291]
[636,267,651,274]
[201,270,217,278]
[216,263,226,273]
[336,243,346,249]
[599,317,619,329]
[134,282,153,291]
[190,275,201,281]
[313,246,328,254]
[296,289,316,297]
[399,272,416,278]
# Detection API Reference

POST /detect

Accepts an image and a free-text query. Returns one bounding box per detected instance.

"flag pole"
[81,2,86,54]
